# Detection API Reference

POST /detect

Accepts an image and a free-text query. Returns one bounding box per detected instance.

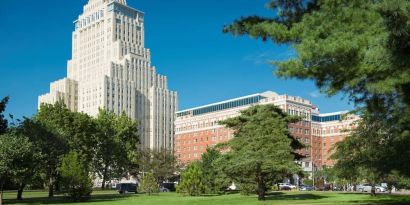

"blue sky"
[0,0,354,119]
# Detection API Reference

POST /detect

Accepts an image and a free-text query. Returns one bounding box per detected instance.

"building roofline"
[177,92,263,114]
[315,111,349,117]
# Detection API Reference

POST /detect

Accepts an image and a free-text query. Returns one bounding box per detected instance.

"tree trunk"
[17,183,25,200]
[48,176,54,198]
[257,171,265,201]
[101,166,108,189]
[0,181,4,205]
[371,185,376,196]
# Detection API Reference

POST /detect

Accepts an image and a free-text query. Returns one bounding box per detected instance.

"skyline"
[0,0,354,119]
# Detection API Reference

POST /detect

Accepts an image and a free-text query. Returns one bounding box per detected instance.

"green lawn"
[3,190,410,205]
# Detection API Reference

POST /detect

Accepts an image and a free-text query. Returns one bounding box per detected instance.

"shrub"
[303,179,313,186]
[139,172,159,195]
[59,152,93,200]
[177,162,205,196]
[239,183,256,196]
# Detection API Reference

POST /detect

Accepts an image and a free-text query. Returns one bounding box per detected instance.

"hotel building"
[311,112,359,167]
[38,0,177,150]
[175,91,359,171]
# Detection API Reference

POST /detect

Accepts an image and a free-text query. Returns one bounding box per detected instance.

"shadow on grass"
[265,192,329,201]
[4,193,135,204]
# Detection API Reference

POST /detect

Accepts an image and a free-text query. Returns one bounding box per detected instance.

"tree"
[0,97,9,135]
[59,152,93,200]
[137,148,179,184]
[177,162,205,196]
[224,0,410,178]
[0,130,36,204]
[94,109,139,189]
[0,96,9,205]
[36,103,97,165]
[139,172,159,195]
[10,123,42,201]
[331,110,408,195]
[217,105,303,200]
[22,113,68,197]
[200,147,230,194]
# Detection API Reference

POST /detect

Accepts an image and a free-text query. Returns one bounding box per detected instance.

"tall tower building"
[39,0,178,150]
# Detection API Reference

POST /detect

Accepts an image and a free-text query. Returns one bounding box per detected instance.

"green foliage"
[225,0,410,178]
[94,109,139,189]
[177,162,205,196]
[217,105,303,200]
[59,152,93,200]
[200,147,230,194]
[139,173,159,195]
[386,170,410,190]
[36,103,97,164]
[238,183,256,196]
[0,96,9,135]
[0,130,35,181]
[303,179,313,186]
[21,114,68,197]
[137,148,179,184]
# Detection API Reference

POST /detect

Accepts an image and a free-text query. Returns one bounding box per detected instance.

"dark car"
[116,183,138,194]
[280,185,292,191]
[160,182,176,192]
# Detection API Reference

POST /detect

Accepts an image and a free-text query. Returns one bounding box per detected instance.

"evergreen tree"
[224,0,410,177]
[59,152,93,200]
[177,162,205,196]
[200,147,230,194]
[218,105,303,200]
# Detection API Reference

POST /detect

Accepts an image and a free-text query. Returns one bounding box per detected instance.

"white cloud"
[309,91,323,98]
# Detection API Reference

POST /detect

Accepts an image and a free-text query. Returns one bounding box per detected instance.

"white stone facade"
[39,0,177,150]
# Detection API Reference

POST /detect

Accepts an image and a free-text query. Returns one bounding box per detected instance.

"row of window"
[312,114,342,122]
[75,10,104,30]
[177,95,264,117]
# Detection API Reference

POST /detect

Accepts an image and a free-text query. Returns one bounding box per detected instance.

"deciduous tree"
[139,172,159,195]
[94,110,139,189]
[0,97,9,135]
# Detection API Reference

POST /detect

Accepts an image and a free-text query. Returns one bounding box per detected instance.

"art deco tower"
[39,0,178,150]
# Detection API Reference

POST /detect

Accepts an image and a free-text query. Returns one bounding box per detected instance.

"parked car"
[316,184,332,191]
[299,185,314,191]
[356,184,387,193]
[280,185,292,191]
[160,182,176,192]
[278,183,296,190]
[116,183,138,194]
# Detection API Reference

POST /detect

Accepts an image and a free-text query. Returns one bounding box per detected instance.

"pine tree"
[177,162,205,196]
[217,104,303,200]
[59,152,93,200]
[224,0,410,179]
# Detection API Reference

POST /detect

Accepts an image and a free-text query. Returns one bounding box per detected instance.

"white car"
[357,184,387,193]
[278,183,296,189]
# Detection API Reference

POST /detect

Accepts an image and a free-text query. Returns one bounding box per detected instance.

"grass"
[3,190,410,205]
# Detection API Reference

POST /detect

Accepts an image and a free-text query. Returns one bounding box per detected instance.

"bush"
[239,183,256,196]
[177,162,205,196]
[303,179,313,186]
[139,172,159,195]
[59,152,93,200]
